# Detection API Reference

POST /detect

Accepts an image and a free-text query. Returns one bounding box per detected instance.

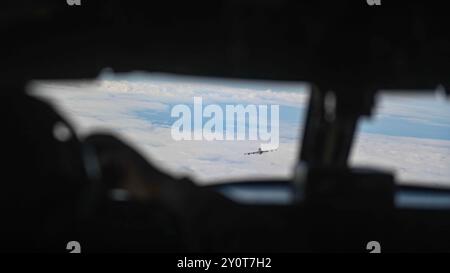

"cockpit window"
[350,91,450,187]
[29,72,309,184]
[30,73,450,187]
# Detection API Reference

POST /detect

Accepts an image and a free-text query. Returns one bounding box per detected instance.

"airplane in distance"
[244,147,277,155]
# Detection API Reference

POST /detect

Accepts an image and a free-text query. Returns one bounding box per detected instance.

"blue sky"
[359,93,450,141]
[134,102,304,143]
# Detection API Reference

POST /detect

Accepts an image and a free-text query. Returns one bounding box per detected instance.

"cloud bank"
[30,75,450,186]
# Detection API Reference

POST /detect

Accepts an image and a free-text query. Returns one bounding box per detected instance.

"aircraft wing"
[244,151,260,155]
[244,149,277,155]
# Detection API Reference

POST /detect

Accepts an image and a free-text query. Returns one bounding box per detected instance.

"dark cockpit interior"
[1,0,450,253]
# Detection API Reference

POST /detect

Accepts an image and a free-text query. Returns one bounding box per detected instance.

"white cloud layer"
[374,93,450,128]
[350,133,450,187]
[29,76,450,187]
[30,78,304,184]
